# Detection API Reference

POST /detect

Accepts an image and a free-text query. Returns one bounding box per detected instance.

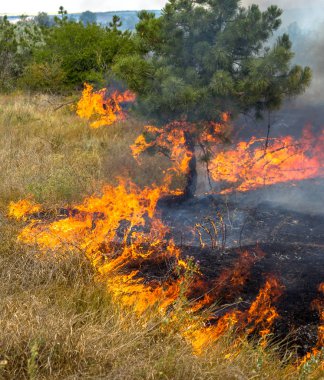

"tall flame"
[131,122,193,177]
[76,83,135,128]
[10,180,188,316]
[8,92,323,359]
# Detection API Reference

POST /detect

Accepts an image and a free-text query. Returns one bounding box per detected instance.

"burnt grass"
[181,242,322,356]
[158,184,324,356]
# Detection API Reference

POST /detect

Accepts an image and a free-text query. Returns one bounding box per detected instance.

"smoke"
[290,21,324,106]
[241,0,323,10]
[241,0,324,105]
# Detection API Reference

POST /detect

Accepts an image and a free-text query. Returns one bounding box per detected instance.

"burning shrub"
[76,83,135,128]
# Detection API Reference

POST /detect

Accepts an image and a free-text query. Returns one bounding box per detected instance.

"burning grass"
[1,219,322,380]
[0,93,323,379]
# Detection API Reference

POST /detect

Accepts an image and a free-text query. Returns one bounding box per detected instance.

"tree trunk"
[264,111,271,153]
[183,131,197,199]
[158,131,197,206]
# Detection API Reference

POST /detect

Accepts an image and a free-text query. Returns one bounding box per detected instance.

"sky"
[1,0,323,15]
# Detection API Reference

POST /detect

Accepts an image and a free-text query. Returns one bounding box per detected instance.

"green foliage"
[27,340,39,380]
[113,0,311,123]
[19,59,66,92]
[0,17,17,90]
[54,6,68,25]
[0,16,44,91]
[34,12,53,28]
[112,55,154,93]
[0,5,140,93]
[108,15,122,32]
[21,19,137,91]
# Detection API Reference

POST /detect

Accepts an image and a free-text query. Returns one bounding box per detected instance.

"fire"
[188,249,264,313]
[299,283,324,369]
[132,119,323,195]
[210,126,324,193]
[9,181,285,356]
[246,276,283,345]
[106,272,182,315]
[10,180,187,315]
[186,311,241,355]
[8,93,322,358]
[8,198,41,221]
[315,283,324,349]
[131,122,193,177]
[184,276,283,353]
[131,118,229,188]
[76,83,135,128]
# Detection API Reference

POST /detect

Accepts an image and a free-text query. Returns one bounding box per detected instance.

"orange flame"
[315,283,324,349]
[131,118,230,191]
[9,187,286,356]
[186,311,241,355]
[10,180,187,315]
[76,83,135,128]
[184,276,283,353]
[131,122,193,177]
[210,126,324,193]
[8,198,41,221]
[188,249,265,313]
[246,276,283,345]
[299,283,324,369]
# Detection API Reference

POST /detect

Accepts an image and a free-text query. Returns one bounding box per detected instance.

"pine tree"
[113,0,311,198]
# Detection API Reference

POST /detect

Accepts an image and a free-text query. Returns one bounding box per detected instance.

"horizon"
[1,0,324,17]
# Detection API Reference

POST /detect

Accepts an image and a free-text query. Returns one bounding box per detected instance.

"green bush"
[19,59,66,92]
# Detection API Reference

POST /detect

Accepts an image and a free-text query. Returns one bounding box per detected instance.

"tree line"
[0,1,311,115]
[0,7,136,92]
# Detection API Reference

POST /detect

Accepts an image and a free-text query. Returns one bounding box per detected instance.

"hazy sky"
[1,0,323,15]
[0,0,166,15]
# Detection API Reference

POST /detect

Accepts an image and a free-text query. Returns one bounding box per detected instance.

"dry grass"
[0,92,170,208]
[0,93,323,379]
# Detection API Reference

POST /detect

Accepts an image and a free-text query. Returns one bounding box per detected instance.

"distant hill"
[78,10,161,31]
[5,7,324,32]
[6,10,162,31]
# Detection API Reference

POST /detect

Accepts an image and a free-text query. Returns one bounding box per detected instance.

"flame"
[131,119,324,195]
[11,180,187,315]
[131,122,193,177]
[131,118,229,190]
[184,276,283,353]
[8,198,41,221]
[188,249,265,313]
[76,83,135,128]
[9,181,285,357]
[246,276,283,345]
[316,283,324,349]
[210,126,324,193]
[186,311,241,355]
[299,283,324,369]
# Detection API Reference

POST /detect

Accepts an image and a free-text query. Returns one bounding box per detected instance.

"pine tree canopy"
[113,0,312,123]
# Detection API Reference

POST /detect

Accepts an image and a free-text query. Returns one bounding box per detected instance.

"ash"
[159,179,324,354]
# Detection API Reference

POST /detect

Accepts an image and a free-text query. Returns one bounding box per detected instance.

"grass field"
[0,93,322,379]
